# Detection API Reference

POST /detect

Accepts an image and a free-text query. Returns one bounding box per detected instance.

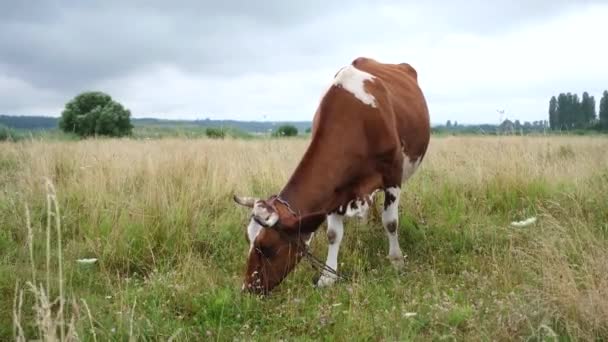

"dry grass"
[1,135,607,340]
[12,180,80,341]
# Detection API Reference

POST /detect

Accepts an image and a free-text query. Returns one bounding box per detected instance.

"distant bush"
[273,125,298,137]
[59,91,133,138]
[224,127,253,139]
[205,127,226,139]
[305,127,312,134]
[0,125,11,141]
[0,125,20,141]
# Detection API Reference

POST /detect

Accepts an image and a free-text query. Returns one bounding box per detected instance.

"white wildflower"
[510,217,537,227]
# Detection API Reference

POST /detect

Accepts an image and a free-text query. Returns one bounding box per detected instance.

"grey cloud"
[1,1,605,120]
[2,1,342,91]
[1,0,588,87]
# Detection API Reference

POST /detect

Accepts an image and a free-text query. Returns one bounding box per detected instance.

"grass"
[1,135,607,340]
[131,125,256,140]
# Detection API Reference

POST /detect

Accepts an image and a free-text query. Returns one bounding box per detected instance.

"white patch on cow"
[343,191,380,219]
[382,186,404,268]
[344,198,370,218]
[319,66,346,102]
[246,219,263,252]
[251,201,278,227]
[317,213,344,287]
[402,154,421,182]
[333,65,377,107]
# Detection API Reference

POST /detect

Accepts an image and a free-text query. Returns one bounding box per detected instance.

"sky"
[1,1,607,124]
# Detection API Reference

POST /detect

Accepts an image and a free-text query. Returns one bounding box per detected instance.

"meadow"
[1,135,607,341]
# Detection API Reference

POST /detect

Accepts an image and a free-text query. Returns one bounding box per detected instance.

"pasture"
[1,135,607,341]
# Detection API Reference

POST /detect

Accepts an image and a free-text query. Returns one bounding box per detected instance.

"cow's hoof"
[316,274,337,288]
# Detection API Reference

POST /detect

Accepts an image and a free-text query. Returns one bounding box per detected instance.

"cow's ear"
[280,211,327,235]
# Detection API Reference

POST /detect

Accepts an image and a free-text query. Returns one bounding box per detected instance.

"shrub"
[0,125,11,141]
[59,91,133,137]
[205,127,226,139]
[0,125,20,141]
[273,125,298,137]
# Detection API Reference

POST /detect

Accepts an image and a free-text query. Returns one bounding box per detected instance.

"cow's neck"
[278,138,368,215]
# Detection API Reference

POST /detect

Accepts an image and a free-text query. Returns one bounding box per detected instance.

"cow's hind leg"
[383,186,404,269]
[316,213,344,287]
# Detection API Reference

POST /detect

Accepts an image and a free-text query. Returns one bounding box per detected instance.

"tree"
[446,120,452,128]
[600,90,608,130]
[557,92,578,129]
[273,125,298,137]
[549,96,558,130]
[556,93,572,129]
[563,92,582,129]
[581,92,596,127]
[59,91,133,137]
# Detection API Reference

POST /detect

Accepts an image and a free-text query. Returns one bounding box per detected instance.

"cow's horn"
[233,195,257,208]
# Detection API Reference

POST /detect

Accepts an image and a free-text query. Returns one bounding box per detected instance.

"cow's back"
[352,57,430,163]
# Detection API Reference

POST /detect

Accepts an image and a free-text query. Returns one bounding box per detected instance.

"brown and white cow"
[234,57,430,294]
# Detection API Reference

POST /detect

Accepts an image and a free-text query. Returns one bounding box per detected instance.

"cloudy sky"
[1,1,607,124]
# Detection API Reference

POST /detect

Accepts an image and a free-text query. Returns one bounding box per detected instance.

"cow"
[234,57,430,295]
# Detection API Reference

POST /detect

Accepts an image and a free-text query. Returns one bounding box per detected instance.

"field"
[1,135,608,341]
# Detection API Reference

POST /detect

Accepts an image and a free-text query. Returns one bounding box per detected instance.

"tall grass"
[12,180,77,341]
[1,136,607,340]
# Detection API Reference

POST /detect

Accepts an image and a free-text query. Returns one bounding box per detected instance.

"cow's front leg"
[316,213,344,287]
[383,186,405,269]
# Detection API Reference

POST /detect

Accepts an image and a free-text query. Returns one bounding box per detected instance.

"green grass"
[1,136,608,341]
[131,124,257,140]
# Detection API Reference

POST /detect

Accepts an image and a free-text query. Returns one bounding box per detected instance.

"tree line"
[0,115,58,129]
[549,90,608,130]
[2,91,310,139]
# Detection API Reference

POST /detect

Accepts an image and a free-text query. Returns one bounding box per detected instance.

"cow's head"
[233,195,326,295]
